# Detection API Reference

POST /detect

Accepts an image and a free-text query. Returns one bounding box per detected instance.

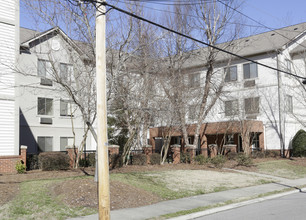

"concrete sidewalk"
[68,171,306,220]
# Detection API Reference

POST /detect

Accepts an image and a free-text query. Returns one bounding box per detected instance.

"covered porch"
[149,120,264,158]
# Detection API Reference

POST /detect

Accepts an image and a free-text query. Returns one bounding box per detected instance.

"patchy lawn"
[2,158,304,220]
[256,158,306,179]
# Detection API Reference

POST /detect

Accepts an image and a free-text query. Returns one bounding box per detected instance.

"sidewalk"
[68,171,306,220]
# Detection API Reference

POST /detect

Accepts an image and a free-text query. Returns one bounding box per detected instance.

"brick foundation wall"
[0,146,27,173]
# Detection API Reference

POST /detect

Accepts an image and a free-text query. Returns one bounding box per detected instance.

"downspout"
[276,52,285,157]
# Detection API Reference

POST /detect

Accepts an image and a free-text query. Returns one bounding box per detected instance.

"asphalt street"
[195,190,306,220]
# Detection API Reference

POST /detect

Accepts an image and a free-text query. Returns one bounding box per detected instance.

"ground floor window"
[60,137,74,151]
[37,136,53,152]
[251,133,260,151]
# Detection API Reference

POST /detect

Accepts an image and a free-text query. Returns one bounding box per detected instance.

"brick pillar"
[259,132,264,151]
[66,146,78,168]
[186,145,196,163]
[109,145,120,155]
[143,145,153,164]
[201,135,208,157]
[171,145,181,164]
[209,144,218,158]
[20,145,27,165]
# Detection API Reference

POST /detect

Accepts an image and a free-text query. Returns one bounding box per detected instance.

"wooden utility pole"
[96,0,110,219]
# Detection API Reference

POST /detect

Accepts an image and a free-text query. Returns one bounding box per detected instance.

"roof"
[183,22,306,69]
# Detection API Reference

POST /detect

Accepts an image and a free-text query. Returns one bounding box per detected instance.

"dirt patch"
[50,178,161,210]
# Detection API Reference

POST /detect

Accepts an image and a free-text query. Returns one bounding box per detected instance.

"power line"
[70,0,306,81]
[103,1,306,81]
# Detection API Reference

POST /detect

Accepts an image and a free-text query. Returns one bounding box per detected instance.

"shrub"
[236,153,253,167]
[292,129,306,157]
[210,155,226,168]
[252,151,265,159]
[226,152,237,160]
[265,150,280,158]
[15,160,26,174]
[132,154,147,165]
[180,152,191,163]
[79,153,96,167]
[110,153,123,169]
[78,158,90,167]
[194,155,209,165]
[38,152,70,171]
[26,154,39,170]
[150,153,161,165]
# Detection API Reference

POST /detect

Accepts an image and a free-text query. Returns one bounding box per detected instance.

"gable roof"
[20,26,91,60]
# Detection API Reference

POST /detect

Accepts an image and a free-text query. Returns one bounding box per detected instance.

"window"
[37,136,53,152]
[224,66,237,82]
[60,63,73,82]
[38,98,53,115]
[60,137,74,151]
[243,63,258,79]
[251,133,260,151]
[225,134,235,145]
[60,100,74,116]
[285,95,293,113]
[38,59,52,86]
[285,59,292,73]
[188,105,198,121]
[225,100,238,116]
[189,73,200,87]
[244,97,259,114]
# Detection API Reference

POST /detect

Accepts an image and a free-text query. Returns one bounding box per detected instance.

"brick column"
[109,145,120,155]
[171,145,181,164]
[143,145,153,164]
[209,144,218,158]
[66,146,78,168]
[186,145,196,163]
[201,135,208,157]
[20,145,27,165]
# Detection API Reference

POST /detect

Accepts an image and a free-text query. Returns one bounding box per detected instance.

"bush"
[236,153,253,167]
[210,155,226,168]
[132,154,147,165]
[252,151,265,159]
[15,160,26,174]
[180,152,191,163]
[226,152,237,160]
[79,153,96,167]
[194,155,209,165]
[26,154,39,170]
[150,153,161,165]
[265,150,280,158]
[38,152,70,171]
[292,129,306,157]
[110,153,123,169]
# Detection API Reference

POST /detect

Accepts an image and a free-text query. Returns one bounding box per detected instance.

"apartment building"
[150,23,306,156]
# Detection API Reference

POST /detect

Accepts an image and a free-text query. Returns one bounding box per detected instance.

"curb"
[169,187,306,220]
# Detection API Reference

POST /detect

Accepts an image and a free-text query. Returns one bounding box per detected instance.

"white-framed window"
[38,97,53,116]
[189,73,200,87]
[188,105,198,121]
[285,59,292,73]
[60,99,74,117]
[244,97,259,114]
[243,63,258,79]
[60,137,74,151]
[225,134,235,145]
[224,100,239,116]
[37,136,53,152]
[285,95,293,113]
[38,59,53,86]
[251,133,260,151]
[224,66,237,82]
[60,63,73,82]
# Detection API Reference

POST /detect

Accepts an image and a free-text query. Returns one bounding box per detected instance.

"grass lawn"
[256,159,306,179]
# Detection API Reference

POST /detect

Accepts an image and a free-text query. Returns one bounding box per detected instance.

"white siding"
[0,0,15,22]
[0,100,15,155]
[0,23,15,96]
